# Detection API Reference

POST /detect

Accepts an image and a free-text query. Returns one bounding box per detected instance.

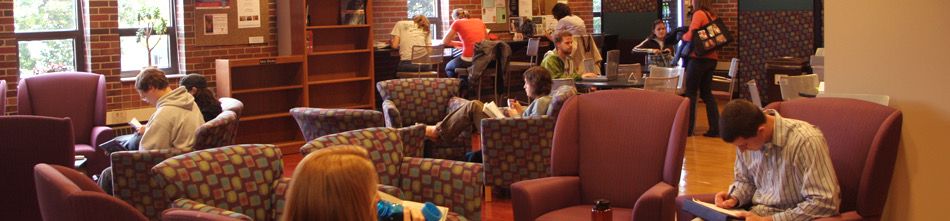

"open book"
[482,101,509,119]
[129,117,143,130]
[682,198,746,221]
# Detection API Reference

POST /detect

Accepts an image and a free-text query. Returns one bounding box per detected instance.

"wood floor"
[281,101,736,220]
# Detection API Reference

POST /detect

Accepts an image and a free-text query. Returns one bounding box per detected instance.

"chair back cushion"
[766,98,902,217]
[300,127,405,187]
[111,149,187,219]
[219,97,244,118]
[546,85,577,119]
[376,78,460,125]
[290,108,385,142]
[552,89,689,208]
[194,111,239,150]
[34,163,149,221]
[481,117,556,189]
[153,144,283,221]
[0,116,75,221]
[18,72,106,145]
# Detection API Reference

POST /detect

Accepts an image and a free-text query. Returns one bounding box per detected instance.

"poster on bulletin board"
[195,0,270,46]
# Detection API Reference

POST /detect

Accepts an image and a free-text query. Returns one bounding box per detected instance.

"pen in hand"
[727,185,735,199]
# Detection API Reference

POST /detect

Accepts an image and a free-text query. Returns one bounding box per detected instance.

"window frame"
[117,0,180,78]
[407,0,443,39]
[593,0,602,34]
[14,0,88,76]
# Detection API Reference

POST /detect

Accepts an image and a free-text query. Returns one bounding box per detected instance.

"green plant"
[135,7,168,67]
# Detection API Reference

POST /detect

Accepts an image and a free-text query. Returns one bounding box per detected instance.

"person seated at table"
[633,19,675,70]
[391,14,434,72]
[540,31,598,80]
[695,99,840,221]
[424,67,554,162]
[442,8,487,95]
[283,145,437,221]
[179,74,222,122]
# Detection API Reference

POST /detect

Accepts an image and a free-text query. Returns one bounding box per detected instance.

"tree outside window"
[14,0,84,77]
[118,0,178,77]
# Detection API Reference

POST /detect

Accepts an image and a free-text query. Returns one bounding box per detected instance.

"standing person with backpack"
[682,0,721,137]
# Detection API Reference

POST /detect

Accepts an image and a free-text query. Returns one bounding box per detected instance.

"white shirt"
[390,20,432,61]
[555,15,587,36]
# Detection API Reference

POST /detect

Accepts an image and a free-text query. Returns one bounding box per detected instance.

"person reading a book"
[391,15,434,72]
[699,100,840,221]
[425,66,555,143]
[97,68,205,193]
[540,31,598,80]
[283,145,440,221]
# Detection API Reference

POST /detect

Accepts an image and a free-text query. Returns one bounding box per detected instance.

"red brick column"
[373,0,408,42]
[84,0,124,110]
[568,0,594,34]
[711,0,737,60]
[0,0,16,114]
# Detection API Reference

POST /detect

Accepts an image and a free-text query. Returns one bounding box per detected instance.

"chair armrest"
[162,208,248,221]
[91,126,115,146]
[170,198,253,221]
[399,157,483,220]
[110,149,185,219]
[480,117,555,189]
[270,177,291,220]
[446,96,469,114]
[382,100,403,128]
[511,176,581,221]
[397,124,426,157]
[632,182,677,221]
[675,193,716,221]
[67,192,150,221]
[378,184,405,199]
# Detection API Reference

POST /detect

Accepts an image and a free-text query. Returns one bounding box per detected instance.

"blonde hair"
[452,8,470,20]
[412,15,431,34]
[282,146,378,221]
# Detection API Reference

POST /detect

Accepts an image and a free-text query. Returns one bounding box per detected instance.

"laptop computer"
[582,50,619,82]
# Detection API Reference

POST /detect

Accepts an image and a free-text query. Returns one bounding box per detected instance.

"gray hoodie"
[140,86,205,151]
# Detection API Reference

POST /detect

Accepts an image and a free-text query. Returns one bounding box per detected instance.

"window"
[14,0,86,77]
[593,0,602,34]
[118,0,178,77]
[407,0,443,39]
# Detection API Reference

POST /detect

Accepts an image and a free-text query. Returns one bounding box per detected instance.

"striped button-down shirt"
[731,110,841,221]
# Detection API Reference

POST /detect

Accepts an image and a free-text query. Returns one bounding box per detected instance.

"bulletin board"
[194,0,271,46]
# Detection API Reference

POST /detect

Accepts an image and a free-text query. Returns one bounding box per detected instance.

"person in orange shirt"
[682,0,721,137]
[442,8,487,96]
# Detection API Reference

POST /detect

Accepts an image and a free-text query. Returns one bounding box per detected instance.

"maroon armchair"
[0,116,75,221]
[677,98,903,221]
[511,89,689,221]
[18,72,114,175]
[33,163,243,221]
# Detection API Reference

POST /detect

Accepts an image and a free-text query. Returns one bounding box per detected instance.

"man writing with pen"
[702,100,841,221]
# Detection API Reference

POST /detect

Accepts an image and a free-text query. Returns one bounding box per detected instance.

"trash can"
[762,56,810,106]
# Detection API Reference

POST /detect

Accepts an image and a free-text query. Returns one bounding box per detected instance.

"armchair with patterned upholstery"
[18,72,114,175]
[511,89,689,221]
[479,85,576,194]
[109,149,187,220]
[193,111,239,150]
[152,144,290,221]
[301,127,484,220]
[376,78,472,160]
[289,108,385,142]
[219,97,243,118]
[676,98,903,221]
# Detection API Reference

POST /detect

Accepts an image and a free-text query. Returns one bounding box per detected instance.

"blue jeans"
[397,60,435,72]
[445,56,472,95]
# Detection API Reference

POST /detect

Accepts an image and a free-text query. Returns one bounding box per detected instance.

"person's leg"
[123,133,142,151]
[397,60,419,72]
[98,167,113,195]
[445,57,472,96]
[431,100,486,141]
[698,59,720,136]
[683,59,702,136]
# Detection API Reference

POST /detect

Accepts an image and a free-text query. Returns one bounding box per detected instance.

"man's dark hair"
[720,99,766,142]
[523,66,553,97]
[551,3,572,20]
[554,31,573,44]
[135,68,169,92]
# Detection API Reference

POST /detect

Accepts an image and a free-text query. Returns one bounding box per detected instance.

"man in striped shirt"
[712,100,841,221]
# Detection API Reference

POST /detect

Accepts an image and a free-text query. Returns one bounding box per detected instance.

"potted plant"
[135,7,168,67]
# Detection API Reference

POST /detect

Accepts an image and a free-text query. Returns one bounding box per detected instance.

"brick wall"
[84,0,124,110]
[569,0,594,34]
[710,0,737,60]
[373,0,408,42]
[0,0,16,114]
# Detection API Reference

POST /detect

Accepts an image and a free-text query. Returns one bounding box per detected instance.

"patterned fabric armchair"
[193,111,239,150]
[18,72,114,175]
[300,127,484,220]
[219,97,243,118]
[152,144,290,221]
[480,85,576,193]
[110,149,188,220]
[376,78,471,160]
[289,107,385,142]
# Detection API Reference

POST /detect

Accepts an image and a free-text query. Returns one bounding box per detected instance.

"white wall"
[825,0,950,220]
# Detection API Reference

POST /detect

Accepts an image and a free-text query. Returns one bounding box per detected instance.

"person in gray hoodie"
[98,68,204,193]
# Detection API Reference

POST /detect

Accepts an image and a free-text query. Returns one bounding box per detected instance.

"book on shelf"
[340,0,366,25]
[306,30,313,54]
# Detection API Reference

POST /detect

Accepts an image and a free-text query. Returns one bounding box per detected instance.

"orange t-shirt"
[683,10,719,60]
[449,19,487,59]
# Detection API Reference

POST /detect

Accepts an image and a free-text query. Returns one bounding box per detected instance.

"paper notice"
[204,14,229,35]
[237,0,261,28]
[249,36,264,44]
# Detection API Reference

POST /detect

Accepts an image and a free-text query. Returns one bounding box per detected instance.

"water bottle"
[591,199,612,221]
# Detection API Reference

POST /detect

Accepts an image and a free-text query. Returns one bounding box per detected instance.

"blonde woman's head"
[452,8,470,20]
[412,14,431,34]
[282,146,379,221]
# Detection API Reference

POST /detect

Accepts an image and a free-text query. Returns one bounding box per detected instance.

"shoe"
[702,132,719,138]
